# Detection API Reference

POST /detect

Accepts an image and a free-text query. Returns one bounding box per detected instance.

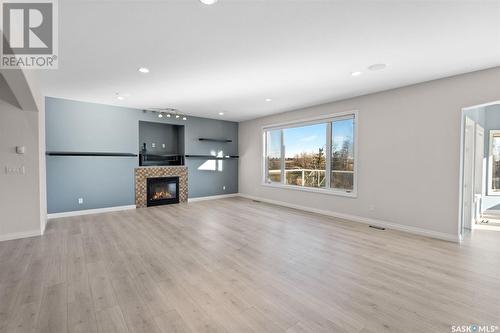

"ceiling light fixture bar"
[145,108,188,121]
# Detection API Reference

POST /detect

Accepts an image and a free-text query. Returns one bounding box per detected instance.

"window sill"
[261,182,357,198]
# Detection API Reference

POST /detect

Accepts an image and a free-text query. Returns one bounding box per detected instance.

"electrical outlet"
[223,186,226,191]
[78,198,83,204]
[162,143,166,149]
[151,143,156,148]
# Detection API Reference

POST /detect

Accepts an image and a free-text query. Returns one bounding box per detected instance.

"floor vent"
[369,225,386,231]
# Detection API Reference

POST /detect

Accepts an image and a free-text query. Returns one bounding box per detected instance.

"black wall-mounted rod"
[185,155,239,159]
[198,138,233,143]
[46,151,138,157]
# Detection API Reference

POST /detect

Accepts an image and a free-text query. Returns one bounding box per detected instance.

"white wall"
[239,67,500,241]
[0,69,47,241]
[38,103,46,233]
[0,75,42,240]
[24,71,48,233]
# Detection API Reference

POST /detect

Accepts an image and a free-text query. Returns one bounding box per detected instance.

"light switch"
[4,166,25,175]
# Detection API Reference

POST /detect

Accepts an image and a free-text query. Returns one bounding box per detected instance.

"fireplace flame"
[152,191,173,200]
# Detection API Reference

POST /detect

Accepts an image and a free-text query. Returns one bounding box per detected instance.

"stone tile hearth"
[135,166,188,208]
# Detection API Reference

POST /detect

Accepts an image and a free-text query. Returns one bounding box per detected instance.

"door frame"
[473,123,484,227]
[462,116,476,231]
[459,100,500,240]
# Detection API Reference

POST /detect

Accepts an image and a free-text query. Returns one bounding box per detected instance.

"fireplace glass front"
[146,177,179,207]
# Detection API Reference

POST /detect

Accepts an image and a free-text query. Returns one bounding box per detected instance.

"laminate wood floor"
[1,197,499,333]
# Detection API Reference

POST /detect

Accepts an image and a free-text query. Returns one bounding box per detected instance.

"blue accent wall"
[139,121,182,155]
[46,97,238,213]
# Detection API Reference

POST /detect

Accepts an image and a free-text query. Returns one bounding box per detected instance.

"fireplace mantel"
[135,166,188,208]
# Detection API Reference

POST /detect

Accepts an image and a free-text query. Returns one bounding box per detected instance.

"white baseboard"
[0,230,42,242]
[47,205,136,219]
[238,193,459,243]
[41,217,47,235]
[483,209,500,215]
[188,193,239,202]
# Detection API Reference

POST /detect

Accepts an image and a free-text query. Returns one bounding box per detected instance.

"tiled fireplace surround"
[135,166,188,208]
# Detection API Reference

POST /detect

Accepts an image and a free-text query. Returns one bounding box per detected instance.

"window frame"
[488,129,500,196]
[261,110,358,198]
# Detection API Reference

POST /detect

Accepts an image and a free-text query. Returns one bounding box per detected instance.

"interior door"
[474,124,485,223]
[463,117,475,230]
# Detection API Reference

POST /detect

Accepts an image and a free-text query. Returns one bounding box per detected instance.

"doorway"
[460,101,500,239]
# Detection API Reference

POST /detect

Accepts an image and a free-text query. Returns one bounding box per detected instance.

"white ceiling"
[39,0,500,121]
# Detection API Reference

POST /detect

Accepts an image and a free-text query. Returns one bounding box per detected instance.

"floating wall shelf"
[46,151,138,157]
[198,138,233,143]
[185,155,239,159]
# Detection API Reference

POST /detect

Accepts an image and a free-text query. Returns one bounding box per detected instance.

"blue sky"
[283,120,353,157]
[267,120,354,158]
[284,123,326,158]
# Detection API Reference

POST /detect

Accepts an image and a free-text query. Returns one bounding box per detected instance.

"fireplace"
[146,176,179,207]
[135,167,187,208]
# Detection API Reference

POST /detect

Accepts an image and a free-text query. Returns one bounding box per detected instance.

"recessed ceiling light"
[182,117,187,121]
[200,0,218,4]
[158,113,163,118]
[219,112,224,116]
[116,92,130,100]
[351,71,362,77]
[265,98,272,102]
[368,63,387,71]
[175,114,180,119]
[138,67,150,73]
[166,113,171,118]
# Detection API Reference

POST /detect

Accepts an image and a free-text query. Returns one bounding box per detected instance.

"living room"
[1,1,500,332]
